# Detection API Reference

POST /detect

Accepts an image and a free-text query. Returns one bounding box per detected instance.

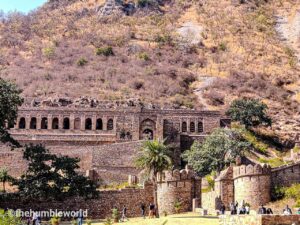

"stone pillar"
[37,115,42,130]
[70,114,75,130]
[25,115,30,129]
[187,118,190,133]
[47,115,52,130]
[113,116,117,131]
[103,116,107,131]
[81,115,85,131]
[59,115,63,129]
[92,115,97,131]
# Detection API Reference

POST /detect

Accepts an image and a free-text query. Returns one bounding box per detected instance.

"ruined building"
[0,100,229,182]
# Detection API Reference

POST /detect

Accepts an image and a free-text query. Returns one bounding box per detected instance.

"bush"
[77,58,88,66]
[0,209,22,225]
[95,46,114,56]
[218,42,227,51]
[138,52,150,61]
[271,185,285,201]
[174,200,182,214]
[42,47,55,59]
[112,208,119,223]
[285,183,300,200]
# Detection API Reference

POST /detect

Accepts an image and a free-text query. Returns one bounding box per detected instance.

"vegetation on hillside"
[183,128,251,176]
[0,0,299,134]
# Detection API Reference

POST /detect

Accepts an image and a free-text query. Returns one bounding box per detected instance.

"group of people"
[227,201,250,215]
[119,203,157,222]
[220,201,300,215]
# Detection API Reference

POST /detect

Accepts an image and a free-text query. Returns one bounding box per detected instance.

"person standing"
[121,205,128,222]
[245,205,250,214]
[220,203,226,215]
[283,205,292,215]
[149,203,155,219]
[258,205,267,214]
[140,203,146,219]
[32,211,38,225]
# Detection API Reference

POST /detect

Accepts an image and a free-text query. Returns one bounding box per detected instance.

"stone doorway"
[140,118,156,140]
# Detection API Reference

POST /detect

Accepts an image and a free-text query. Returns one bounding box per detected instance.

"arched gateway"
[139,119,156,140]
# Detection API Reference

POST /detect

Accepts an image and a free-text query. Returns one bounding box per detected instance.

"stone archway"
[139,118,156,140]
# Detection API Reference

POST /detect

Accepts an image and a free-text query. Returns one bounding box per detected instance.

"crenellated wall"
[157,166,201,215]
[233,164,271,208]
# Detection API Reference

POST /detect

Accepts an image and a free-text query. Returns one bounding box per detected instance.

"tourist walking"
[121,205,128,222]
[283,205,292,215]
[140,203,146,219]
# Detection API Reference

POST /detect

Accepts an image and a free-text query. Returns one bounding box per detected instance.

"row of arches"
[18,117,114,131]
[182,121,203,133]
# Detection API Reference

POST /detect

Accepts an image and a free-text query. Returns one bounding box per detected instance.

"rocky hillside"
[0,0,299,137]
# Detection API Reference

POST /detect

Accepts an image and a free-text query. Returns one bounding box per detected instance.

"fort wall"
[0,184,154,219]
[157,166,201,215]
[271,162,300,187]
[233,164,271,208]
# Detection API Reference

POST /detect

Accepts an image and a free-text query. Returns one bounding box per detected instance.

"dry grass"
[0,0,299,132]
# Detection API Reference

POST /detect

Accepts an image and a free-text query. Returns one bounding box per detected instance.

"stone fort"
[0,98,230,182]
[1,98,300,219]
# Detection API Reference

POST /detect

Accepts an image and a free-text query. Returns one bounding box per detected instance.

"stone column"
[70,114,75,130]
[48,115,52,130]
[25,115,30,129]
[59,115,63,130]
[81,115,85,131]
[92,115,97,131]
[37,115,42,130]
[187,118,190,133]
[103,116,107,131]
[113,116,117,131]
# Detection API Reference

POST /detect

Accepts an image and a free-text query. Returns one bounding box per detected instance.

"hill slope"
[0,0,299,136]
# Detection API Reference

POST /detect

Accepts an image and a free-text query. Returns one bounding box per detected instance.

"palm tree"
[135,140,173,217]
[0,168,14,193]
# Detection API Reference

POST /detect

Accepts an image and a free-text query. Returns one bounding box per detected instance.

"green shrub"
[174,200,182,214]
[112,208,119,222]
[95,46,114,56]
[271,185,285,201]
[258,158,285,168]
[218,42,227,51]
[104,218,113,225]
[285,183,300,200]
[42,47,55,59]
[205,172,216,191]
[0,209,22,225]
[77,57,88,66]
[138,52,150,61]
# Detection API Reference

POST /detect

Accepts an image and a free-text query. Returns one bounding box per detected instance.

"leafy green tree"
[0,168,14,193]
[0,78,23,147]
[135,140,173,216]
[0,209,22,225]
[183,128,250,176]
[226,98,272,129]
[16,144,98,200]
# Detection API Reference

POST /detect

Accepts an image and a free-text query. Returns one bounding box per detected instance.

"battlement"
[157,166,198,183]
[233,164,271,179]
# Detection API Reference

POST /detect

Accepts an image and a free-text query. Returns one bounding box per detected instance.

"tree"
[135,140,173,216]
[0,78,23,147]
[226,98,272,129]
[183,128,250,176]
[16,144,98,200]
[0,168,14,193]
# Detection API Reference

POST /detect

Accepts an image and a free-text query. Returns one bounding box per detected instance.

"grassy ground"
[85,213,218,225]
